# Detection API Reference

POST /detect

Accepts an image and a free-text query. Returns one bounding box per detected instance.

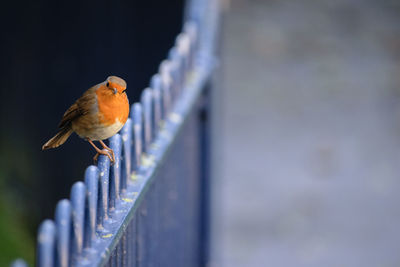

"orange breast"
[96,85,129,126]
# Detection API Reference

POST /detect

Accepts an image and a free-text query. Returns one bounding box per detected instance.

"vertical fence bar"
[84,166,99,248]
[176,33,191,76]
[70,181,86,260]
[183,21,198,69]
[141,88,153,154]
[168,47,184,96]
[150,74,164,121]
[160,61,175,104]
[152,85,162,138]
[37,220,56,267]
[109,134,122,212]
[132,103,143,171]
[120,119,132,192]
[159,62,172,117]
[55,199,72,267]
[97,154,111,230]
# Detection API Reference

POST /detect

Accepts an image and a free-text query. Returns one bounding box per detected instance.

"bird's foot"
[98,140,115,162]
[93,149,114,164]
[104,148,115,163]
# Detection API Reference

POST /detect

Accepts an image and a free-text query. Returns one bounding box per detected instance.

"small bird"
[42,76,129,163]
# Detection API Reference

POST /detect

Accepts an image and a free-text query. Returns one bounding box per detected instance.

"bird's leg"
[87,139,113,163]
[99,140,115,162]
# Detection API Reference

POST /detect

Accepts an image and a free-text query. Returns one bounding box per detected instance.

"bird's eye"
[106,82,110,87]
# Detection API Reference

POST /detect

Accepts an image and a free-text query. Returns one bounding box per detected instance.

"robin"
[42,76,129,163]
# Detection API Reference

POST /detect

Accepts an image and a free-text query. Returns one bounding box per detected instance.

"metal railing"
[10,0,218,265]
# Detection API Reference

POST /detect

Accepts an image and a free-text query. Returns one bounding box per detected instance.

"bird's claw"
[93,149,115,164]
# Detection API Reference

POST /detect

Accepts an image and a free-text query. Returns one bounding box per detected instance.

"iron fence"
[10,0,218,265]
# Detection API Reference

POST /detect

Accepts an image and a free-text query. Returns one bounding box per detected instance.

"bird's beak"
[113,88,117,94]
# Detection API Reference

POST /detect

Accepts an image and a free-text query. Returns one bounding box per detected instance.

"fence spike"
[141,88,153,153]
[132,103,143,171]
[84,165,99,247]
[55,199,72,267]
[109,134,122,211]
[120,119,132,191]
[70,181,86,257]
[37,220,56,267]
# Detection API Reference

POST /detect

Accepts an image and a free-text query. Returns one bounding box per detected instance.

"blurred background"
[2,0,400,266]
[211,0,400,266]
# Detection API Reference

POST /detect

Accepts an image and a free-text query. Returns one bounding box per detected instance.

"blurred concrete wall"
[211,0,400,266]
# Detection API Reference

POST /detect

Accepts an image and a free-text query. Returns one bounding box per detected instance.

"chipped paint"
[102,234,113,239]
[131,173,138,181]
[141,154,155,167]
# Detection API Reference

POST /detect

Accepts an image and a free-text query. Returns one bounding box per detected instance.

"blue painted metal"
[12,0,218,264]
[168,47,184,97]
[97,153,111,229]
[55,199,72,267]
[109,134,122,211]
[84,165,99,248]
[151,83,162,138]
[37,220,56,267]
[141,88,153,154]
[132,103,143,170]
[120,118,132,193]
[70,182,86,259]
[159,60,173,118]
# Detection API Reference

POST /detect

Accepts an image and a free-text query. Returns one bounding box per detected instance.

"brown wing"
[58,86,97,128]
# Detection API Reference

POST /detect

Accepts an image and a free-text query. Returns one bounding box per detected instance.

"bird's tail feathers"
[42,126,73,150]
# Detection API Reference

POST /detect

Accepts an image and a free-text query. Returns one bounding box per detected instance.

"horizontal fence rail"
[11,4,217,264]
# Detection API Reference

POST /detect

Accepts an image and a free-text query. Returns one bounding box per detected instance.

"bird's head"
[105,76,127,94]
